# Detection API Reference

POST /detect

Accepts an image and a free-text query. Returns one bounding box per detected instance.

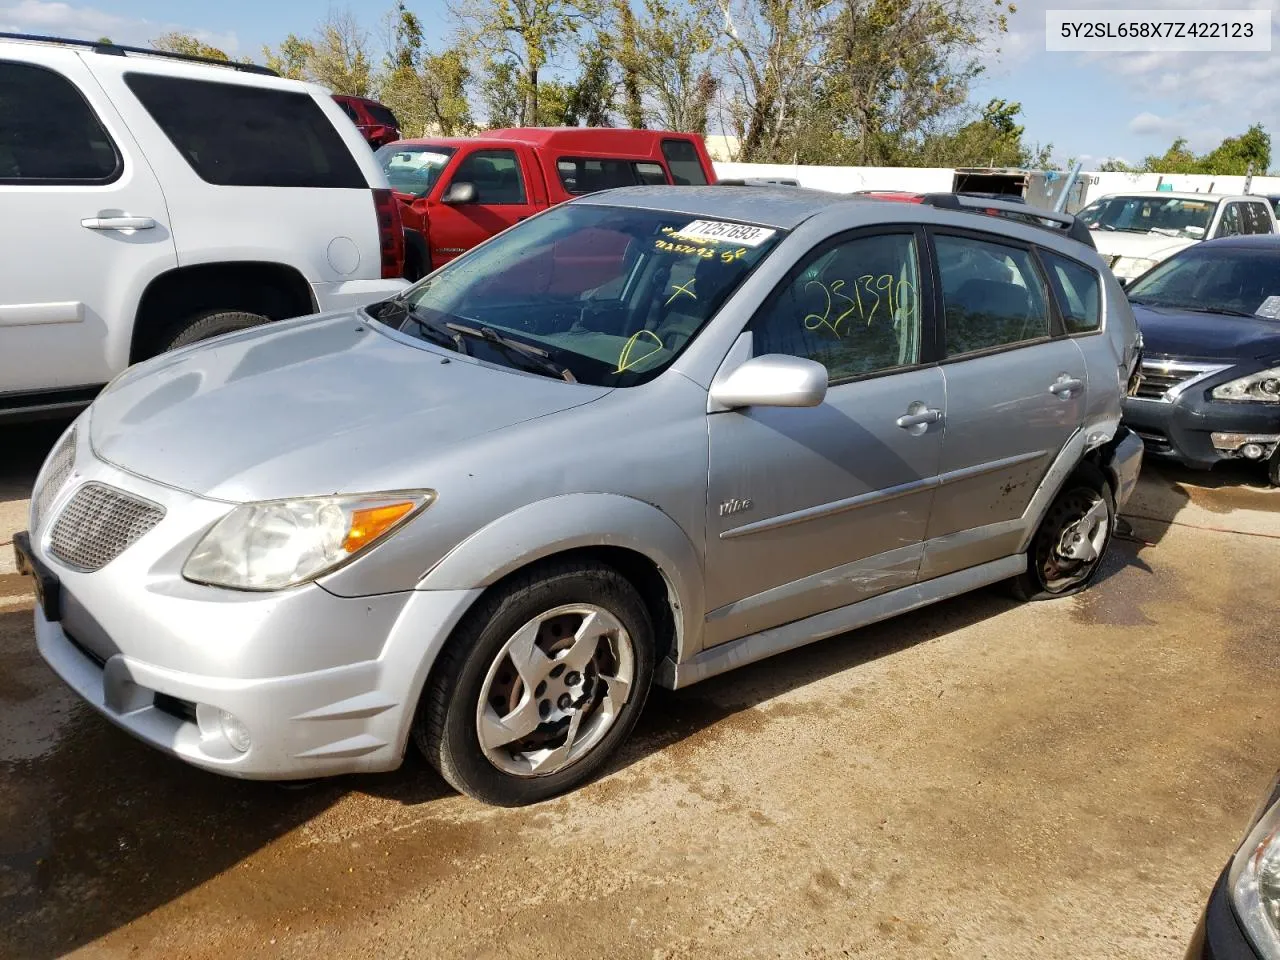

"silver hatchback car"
[16,187,1143,806]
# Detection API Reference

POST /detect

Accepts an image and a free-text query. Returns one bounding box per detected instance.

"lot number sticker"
[1256,295,1280,319]
[675,220,776,247]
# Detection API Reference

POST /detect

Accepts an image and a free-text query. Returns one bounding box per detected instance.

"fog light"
[1212,432,1280,452]
[218,710,252,753]
[1243,443,1266,460]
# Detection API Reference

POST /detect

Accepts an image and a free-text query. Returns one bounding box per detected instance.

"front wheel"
[1012,470,1115,601]
[415,561,655,806]
[162,309,268,352]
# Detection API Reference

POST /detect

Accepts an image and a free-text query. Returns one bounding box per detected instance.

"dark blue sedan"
[1123,234,1280,485]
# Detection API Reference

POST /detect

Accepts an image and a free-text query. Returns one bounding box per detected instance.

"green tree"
[920,99,1051,168]
[630,0,718,132]
[1141,137,1200,174]
[1098,158,1136,172]
[615,0,645,128]
[421,46,475,135]
[151,31,231,61]
[453,0,602,125]
[378,2,429,133]
[1200,124,1271,175]
[263,34,316,79]
[481,58,523,127]
[308,9,372,96]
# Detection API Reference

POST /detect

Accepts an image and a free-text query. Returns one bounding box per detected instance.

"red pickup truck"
[375,128,718,280]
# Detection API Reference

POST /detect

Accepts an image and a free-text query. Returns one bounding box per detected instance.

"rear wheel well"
[131,262,315,362]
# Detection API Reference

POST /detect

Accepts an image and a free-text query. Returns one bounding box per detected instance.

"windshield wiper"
[445,322,577,383]
[1178,305,1258,318]
[368,298,468,354]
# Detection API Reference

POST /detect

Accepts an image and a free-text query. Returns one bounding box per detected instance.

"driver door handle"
[1050,375,1084,398]
[896,408,943,429]
[81,216,157,231]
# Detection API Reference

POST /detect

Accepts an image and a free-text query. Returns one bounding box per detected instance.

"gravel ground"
[2,418,1278,960]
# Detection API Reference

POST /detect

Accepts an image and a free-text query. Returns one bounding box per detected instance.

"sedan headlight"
[1111,256,1158,280]
[1230,788,1280,959]
[183,491,434,590]
[1213,367,1280,403]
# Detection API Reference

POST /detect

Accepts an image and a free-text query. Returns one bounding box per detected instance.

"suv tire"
[163,309,269,352]
[415,560,655,806]
[1012,464,1115,601]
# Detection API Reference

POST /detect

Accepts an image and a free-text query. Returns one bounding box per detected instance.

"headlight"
[1111,256,1157,280]
[1213,367,1280,403]
[182,491,434,590]
[1230,791,1280,959]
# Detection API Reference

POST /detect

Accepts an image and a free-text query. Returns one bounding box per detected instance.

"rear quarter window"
[125,74,366,189]
[1040,250,1101,333]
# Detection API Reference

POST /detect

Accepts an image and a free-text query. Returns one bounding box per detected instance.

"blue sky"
[3,0,1277,168]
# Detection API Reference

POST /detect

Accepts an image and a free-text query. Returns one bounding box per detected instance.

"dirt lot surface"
[2,418,1279,960]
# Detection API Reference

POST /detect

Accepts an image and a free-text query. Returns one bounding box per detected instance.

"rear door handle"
[81,216,157,231]
[896,407,943,429]
[1049,375,1084,397]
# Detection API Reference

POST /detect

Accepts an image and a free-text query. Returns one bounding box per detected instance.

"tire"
[415,560,655,806]
[162,310,269,352]
[1269,449,1280,487]
[1011,465,1116,602]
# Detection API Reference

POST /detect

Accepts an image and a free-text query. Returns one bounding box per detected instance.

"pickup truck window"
[450,149,526,204]
[394,204,782,387]
[661,139,708,186]
[557,157,671,194]
[377,144,456,197]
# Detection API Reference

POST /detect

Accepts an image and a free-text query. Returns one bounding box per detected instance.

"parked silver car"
[15,187,1143,806]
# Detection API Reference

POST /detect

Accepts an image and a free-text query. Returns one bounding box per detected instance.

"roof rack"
[919,192,1096,250]
[0,32,278,77]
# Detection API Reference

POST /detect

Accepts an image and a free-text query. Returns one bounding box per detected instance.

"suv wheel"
[1012,467,1115,601]
[163,309,269,352]
[1268,449,1280,487]
[415,561,654,806]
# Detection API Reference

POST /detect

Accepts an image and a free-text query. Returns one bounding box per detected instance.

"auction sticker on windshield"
[675,221,777,247]
[1256,295,1280,319]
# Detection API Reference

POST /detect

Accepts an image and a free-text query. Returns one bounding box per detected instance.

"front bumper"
[20,429,480,779]
[1186,867,1259,960]
[1123,394,1280,470]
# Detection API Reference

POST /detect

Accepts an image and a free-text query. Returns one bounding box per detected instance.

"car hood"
[1132,303,1280,363]
[1091,230,1194,262]
[90,313,611,501]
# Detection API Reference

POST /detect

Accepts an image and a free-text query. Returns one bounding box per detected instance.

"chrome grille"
[1134,359,1230,402]
[31,427,77,533]
[48,482,164,571]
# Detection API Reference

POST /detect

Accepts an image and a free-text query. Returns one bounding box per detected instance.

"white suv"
[0,34,409,419]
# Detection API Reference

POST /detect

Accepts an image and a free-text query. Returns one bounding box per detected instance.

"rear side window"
[337,101,360,122]
[1216,203,1242,238]
[1041,250,1101,333]
[1243,202,1273,235]
[125,74,365,188]
[661,139,708,185]
[0,61,119,183]
[557,158,638,194]
[366,103,399,127]
[635,161,668,185]
[936,234,1051,357]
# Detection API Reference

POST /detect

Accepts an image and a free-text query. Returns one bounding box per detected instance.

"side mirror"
[709,354,828,410]
[1117,276,1131,290]
[442,181,477,205]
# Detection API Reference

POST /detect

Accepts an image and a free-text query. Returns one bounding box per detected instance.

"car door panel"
[703,226,944,647]
[704,366,945,646]
[0,53,176,393]
[920,229,1087,581]
[427,147,539,263]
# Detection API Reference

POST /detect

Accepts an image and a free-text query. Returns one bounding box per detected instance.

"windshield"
[384,203,784,386]
[376,143,455,197]
[1077,196,1217,240]
[1127,245,1280,317]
